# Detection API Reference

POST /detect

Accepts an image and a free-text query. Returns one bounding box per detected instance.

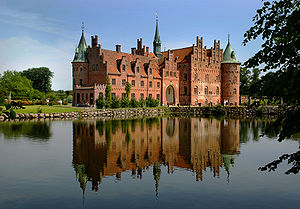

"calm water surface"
[0,117,299,209]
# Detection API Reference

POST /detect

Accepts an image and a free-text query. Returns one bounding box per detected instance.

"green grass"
[0,105,84,114]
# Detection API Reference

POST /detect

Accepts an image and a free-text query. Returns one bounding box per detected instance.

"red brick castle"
[72,19,240,106]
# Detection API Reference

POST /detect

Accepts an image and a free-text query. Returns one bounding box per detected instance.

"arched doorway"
[166,85,175,105]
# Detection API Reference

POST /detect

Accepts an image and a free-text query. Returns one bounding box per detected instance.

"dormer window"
[122,64,126,72]
[149,68,152,74]
[136,66,140,73]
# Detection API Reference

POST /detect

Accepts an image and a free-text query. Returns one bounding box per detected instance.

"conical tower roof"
[73,24,88,62]
[154,17,161,44]
[222,35,239,64]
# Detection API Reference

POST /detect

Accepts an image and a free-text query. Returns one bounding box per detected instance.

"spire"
[153,163,161,199]
[73,23,88,62]
[222,34,239,64]
[153,13,162,58]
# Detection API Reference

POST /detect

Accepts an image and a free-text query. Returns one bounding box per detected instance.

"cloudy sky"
[0,0,264,90]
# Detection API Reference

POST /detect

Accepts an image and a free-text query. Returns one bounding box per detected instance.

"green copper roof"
[154,19,161,44]
[222,154,237,175]
[222,36,239,64]
[153,16,162,58]
[73,29,88,62]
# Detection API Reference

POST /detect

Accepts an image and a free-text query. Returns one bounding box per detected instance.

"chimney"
[131,48,136,55]
[146,47,149,54]
[116,45,121,53]
[92,35,98,47]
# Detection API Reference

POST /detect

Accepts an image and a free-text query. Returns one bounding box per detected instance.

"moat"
[0,117,299,209]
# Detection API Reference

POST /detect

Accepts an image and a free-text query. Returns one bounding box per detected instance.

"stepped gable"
[102,49,161,78]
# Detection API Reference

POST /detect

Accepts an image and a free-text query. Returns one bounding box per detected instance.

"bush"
[9,109,16,119]
[139,98,145,107]
[62,100,68,105]
[4,103,11,110]
[111,97,121,108]
[121,97,130,108]
[130,98,140,108]
[96,94,105,109]
[145,97,159,107]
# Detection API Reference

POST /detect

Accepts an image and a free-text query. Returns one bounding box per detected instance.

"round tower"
[221,35,240,106]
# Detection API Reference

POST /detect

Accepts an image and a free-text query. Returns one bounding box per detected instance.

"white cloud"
[0,36,74,90]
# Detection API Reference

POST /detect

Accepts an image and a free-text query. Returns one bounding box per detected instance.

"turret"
[73,23,88,62]
[221,34,240,106]
[153,14,162,58]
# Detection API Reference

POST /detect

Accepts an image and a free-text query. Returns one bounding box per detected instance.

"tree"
[243,0,300,174]
[21,67,53,93]
[240,67,251,96]
[105,78,112,108]
[125,81,131,98]
[96,94,105,109]
[0,71,36,99]
[249,68,261,99]
[243,0,299,73]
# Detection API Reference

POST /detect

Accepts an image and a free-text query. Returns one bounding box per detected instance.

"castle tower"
[153,14,162,58]
[221,35,240,106]
[72,23,89,105]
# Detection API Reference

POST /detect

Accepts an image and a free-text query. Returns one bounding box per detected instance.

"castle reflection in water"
[73,117,240,193]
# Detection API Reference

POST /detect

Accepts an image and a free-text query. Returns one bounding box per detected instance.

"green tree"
[96,94,105,109]
[21,67,53,93]
[105,78,112,108]
[243,0,300,174]
[125,81,131,98]
[240,67,251,96]
[0,71,36,99]
[249,68,261,99]
[111,96,121,108]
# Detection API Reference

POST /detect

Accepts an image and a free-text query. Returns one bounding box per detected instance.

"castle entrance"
[166,85,175,105]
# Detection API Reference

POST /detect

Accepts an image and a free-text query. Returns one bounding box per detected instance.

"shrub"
[62,100,68,105]
[96,94,105,109]
[121,97,130,108]
[139,98,145,107]
[130,98,140,108]
[4,103,11,110]
[111,97,121,108]
[9,109,16,119]
[145,97,159,107]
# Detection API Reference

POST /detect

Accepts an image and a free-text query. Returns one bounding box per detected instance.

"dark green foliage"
[21,67,53,93]
[9,109,16,119]
[125,82,131,97]
[96,94,105,109]
[111,96,121,108]
[146,97,159,107]
[243,0,300,72]
[105,78,112,108]
[130,98,140,108]
[5,103,11,110]
[240,67,251,96]
[121,97,130,108]
[139,98,145,107]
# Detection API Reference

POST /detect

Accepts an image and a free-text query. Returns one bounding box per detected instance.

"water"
[0,117,299,209]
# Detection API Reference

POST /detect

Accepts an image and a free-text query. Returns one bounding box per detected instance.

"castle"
[72,19,240,106]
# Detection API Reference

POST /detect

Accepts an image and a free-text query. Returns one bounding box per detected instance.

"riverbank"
[0,105,281,121]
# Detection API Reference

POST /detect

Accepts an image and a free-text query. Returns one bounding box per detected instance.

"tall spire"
[153,13,162,58]
[73,23,88,62]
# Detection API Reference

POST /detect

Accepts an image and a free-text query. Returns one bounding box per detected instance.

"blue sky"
[0,0,264,90]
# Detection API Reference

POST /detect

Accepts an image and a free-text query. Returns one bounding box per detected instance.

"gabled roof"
[162,47,193,63]
[102,49,161,78]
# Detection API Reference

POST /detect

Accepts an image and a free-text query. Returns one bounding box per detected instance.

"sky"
[0,0,264,90]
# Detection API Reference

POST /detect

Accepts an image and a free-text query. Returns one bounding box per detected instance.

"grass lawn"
[0,105,84,114]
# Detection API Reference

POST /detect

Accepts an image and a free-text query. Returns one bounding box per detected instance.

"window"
[170,72,173,76]
[141,81,144,87]
[233,88,237,95]
[157,94,160,100]
[195,72,198,80]
[233,76,237,83]
[194,86,198,95]
[122,64,126,72]
[205,86,208,95]
[157,82,160,88]
[174,72,177,77]
[184,86,187,95]
[112,93,116,98]
[149,68,152,74]
[122,79,126,86]
[131,93,135,98]
[205,74,209,82]
[80,79,83,85]
[122,93,126,98]
[149,94,152,98]
[131,80,135,87]
[140,93,144,99]
[136,67,139,73]
[82,93,84,101]
[184,73,187,81]
[165,71,169,76]
[216,87,219,95]
[216,75,220,82]
[96,64,98,71]
[92,65,95,71]
[112,79,116,85]
[149,81,152,88]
